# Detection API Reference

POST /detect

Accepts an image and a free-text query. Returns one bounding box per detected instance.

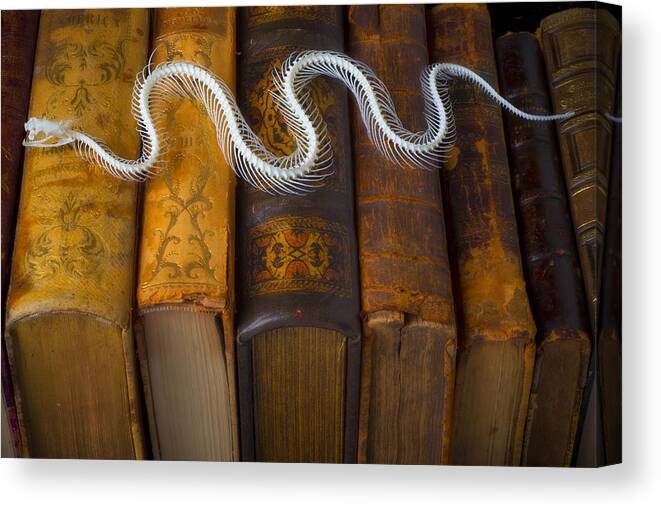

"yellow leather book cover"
[5,8,149,458]
[136,7,239,460]
[137,7,236,316]
[7,9,148,327]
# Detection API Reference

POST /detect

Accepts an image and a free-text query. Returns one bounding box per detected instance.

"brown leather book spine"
[598,70,621,465]
[1,10,39,458]
[137,6,239,461]
[1,10,39,307]
[347,4,456,464]
[428,3,536,466]
[495,32,591,466]
[236,6,361,463]
[539,8,621,332]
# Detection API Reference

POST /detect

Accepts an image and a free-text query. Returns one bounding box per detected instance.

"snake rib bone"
[22,51,574,195]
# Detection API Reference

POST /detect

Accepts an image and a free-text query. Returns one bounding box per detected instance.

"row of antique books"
[1,3,621,466]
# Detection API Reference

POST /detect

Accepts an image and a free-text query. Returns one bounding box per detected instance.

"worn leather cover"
[138,8,236,315]
[1,10,39,311]
[5,9,149,458]
[429,3,536,466]
[539,8,620,332]
[1,9,39,458]
[496,32,591,466]
[599,70,621,465]
[236,6,361,463]
[136,7,239,460]
[347,4,456,464]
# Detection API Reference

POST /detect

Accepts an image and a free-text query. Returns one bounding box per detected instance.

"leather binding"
[1,10,39,312]
[237,6,361,463]
[539,8,621,332]
[495,32,591,467]
[598,68,621,465]
[428,3,536,466]
[1,9,39,458]
[136,7,239,461]
[347,4,456,464]
[4,9,149,458]
[540,7,620,468]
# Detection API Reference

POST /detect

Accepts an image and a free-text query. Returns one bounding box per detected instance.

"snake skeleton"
[23,50,576,195]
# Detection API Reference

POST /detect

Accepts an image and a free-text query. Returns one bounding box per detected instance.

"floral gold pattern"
[245,6,342,28]
[248,216,351,297]
[137,14,236,309]
[44,40,128,117]
[143,97,220,285]
[244,50,348,193]
[248,57,336,158]
[25,192,106,280]
[6,8,147,329]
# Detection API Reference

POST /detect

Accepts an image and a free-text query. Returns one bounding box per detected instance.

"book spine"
[5,8,149,458]
[347,4,456,464]
[1,10,39,307]
[236,6,361,462]
[137,6,239,460]
[598,69,621,465]
[495,32,591,466]
[1,9,39,458]
[428,3,536,466]
[539,8,621,331]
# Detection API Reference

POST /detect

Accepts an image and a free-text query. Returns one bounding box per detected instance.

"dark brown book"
[1,9,39,458]
[598,70,621,465]
[539,7,621,332]
[347,4,456,465]
[428,3,536,466]
[495,32,591,467]
[236,6,361,463]
[540,7,620,468]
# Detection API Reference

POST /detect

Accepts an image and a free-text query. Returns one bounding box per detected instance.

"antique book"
[539,7,621,332]
[574,366,605,466]
[347,4,456,465]
[495,32,591,467]
[135,7,239,462]
[2,392,14,457]
[540,7,620,468]
[1,10,39,311]
[237,6,361,463]
[4,9,149,459]
[428,3,536,466]
[1,9,39,458]
[598,71,622,465]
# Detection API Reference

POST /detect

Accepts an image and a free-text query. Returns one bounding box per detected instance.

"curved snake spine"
[24,51,574,195]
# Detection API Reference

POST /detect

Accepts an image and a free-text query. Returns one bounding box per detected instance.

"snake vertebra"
[23,50,573,195]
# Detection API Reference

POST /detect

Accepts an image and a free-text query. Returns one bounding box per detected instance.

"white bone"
[22,51,578,195]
